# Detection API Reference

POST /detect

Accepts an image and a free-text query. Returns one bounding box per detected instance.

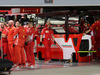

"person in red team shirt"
[24,22,30,65]
[13,21,27,69]
[90,18,100,59]
[83,21,91,36]
[0,23,8,59]
[13,21,21,64]
[85,17,100,59]
[7,20,16,62]
[40,22,56,63]
[25,22,36,69]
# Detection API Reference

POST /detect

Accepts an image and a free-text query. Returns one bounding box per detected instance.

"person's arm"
[82,28,86,36]
[40,35,43,42]
[51,30,56,44]
[2,29,9,38]
[2,34,6,38]
[13,28,18,37]
[82,29,91,36]
[40,28,44,42]
[40,28,44,46]
[39,35,43,46]
[52,35,55,41]
[85,29,91,34]
[52,35,56,44]
[12,28,18,47]
[26,35,31,42]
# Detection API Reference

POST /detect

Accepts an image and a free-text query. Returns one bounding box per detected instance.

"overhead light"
[44,0,54,3]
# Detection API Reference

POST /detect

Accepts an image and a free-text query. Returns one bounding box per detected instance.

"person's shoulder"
[31,27,35,32]
[42,27,46,30]
[4,28,9,32]
[50,28,53,30]
[12,26,16,30]
[94,20,100,24]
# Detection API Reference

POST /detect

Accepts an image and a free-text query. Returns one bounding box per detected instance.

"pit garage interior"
[1,3,100,75]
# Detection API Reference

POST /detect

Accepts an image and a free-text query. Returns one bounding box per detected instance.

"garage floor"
[0,60,100,75]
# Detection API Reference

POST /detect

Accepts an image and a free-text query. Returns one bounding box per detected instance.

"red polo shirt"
[41,27,54,39]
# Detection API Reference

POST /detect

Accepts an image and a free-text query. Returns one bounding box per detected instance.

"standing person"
[0,23,8,59]
[0,23,9,59]
[7,20,15,62]
[13,21,21,65]
[24,22,29,65]
[13,21,27,69]
[83,21,91,36]
[40,22,56,63]
[86,17,100,59]
[90,18,100,59]
[25,22,36,69]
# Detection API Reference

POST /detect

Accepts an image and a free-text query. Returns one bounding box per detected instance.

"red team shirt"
[13,26,27,47]
[0,28,9,46]
[41,27,54,39]
[83,27,90,35]
[27,27,36,43]
[90,20,100,36]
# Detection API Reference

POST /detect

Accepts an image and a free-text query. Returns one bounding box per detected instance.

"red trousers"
[8,44,14,62]
[3,42,8,59]
[25,42,35,65]
[14,45,25,65]
[43,39,51,61]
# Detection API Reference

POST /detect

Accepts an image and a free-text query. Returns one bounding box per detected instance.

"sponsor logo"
[62,45,72,48]
[96,27,98,30]
[45,30,49,33]
[23,35,25,38]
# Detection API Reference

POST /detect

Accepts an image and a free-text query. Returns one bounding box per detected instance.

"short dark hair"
[19,21,24,26]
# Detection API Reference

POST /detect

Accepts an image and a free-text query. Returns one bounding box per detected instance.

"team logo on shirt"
[96,27,98,30]
[97,21,99,23]
[23,35,25,38]
[45,30,49,33]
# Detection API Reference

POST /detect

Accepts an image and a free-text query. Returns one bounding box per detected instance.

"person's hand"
[40,42,42,46]
[2,34,6,38]
[25,41,28,46]
[83,33,85,36]
[54,40,56,44]
[33,37,36,41]
[91,45,94,50]
[13,44,15,47]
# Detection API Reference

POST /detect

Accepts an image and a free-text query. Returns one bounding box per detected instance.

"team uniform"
[0,28,8,58]
[25,27,36,66]
[90,20,100,58]
[13,26,27,66]
[1,28,9,59]
[41,27,54,61]
[24,26,29,63]
[83,25,91,35]
[7,26,16,62]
